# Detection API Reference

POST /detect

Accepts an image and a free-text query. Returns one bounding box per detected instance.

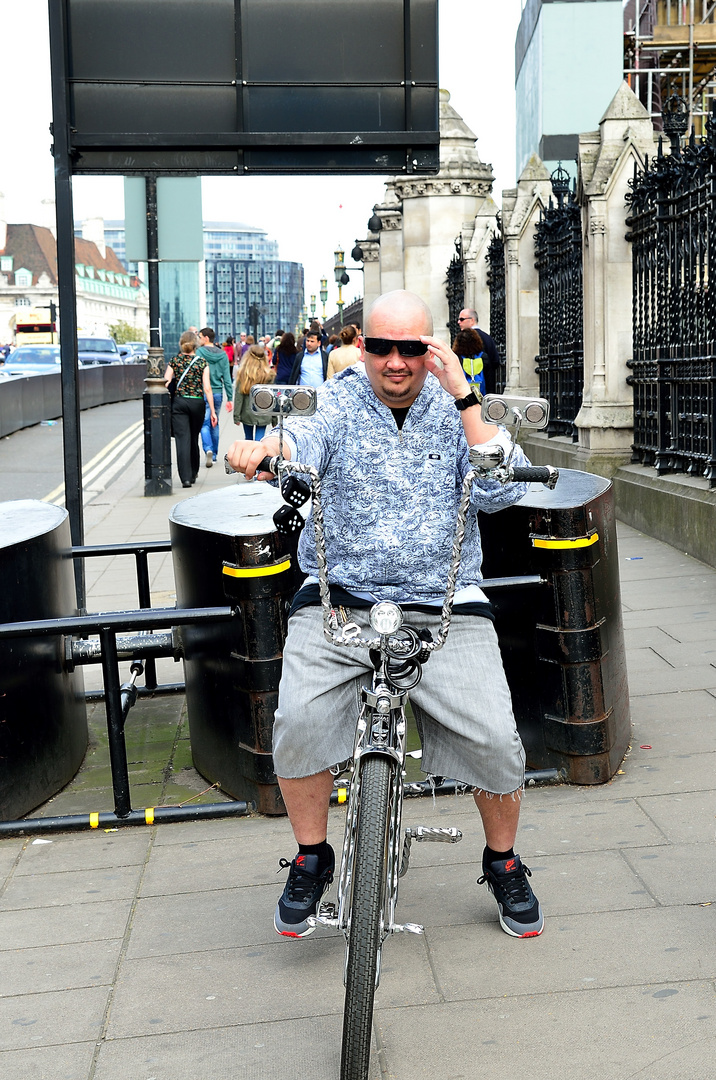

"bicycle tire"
[340,753,393,1080]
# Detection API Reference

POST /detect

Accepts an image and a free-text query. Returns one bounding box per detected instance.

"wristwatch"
[454,388,483,412]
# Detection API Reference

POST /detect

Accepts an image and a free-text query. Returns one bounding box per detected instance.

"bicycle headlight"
[369,601,403,636]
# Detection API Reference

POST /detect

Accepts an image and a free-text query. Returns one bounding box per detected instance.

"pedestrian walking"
[452,328,486,398]
[457,309,500,394]
[274,331,299,382]
[326,324,361,377]
[288,327,328,386]
[223,336,237,369]
[196,327,233,468]
[164,331,216,488]
[233,344,276,440]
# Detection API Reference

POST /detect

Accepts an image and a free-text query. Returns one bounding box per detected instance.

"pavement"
[1,409,716,1079]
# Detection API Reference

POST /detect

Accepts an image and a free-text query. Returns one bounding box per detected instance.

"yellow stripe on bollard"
[145,807,155,825]
[532,533,599,550]
[338,787,347,804]
[222,559,291,579]
[89,812,99,828]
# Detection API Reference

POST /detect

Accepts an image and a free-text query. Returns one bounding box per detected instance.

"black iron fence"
[625,96,716,484]
[485,221,507,392]
[445,237,464,344]
[534,166,584,439]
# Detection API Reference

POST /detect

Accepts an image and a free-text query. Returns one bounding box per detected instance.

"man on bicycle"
[226,290,544,940]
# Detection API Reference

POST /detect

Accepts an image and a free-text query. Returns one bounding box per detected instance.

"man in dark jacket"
[288,329,328,386]
[458,308,501,395]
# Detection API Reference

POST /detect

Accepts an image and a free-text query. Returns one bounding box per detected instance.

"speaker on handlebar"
[482,395,550,430]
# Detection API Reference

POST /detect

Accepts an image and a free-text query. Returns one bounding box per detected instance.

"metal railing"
[486,220,507,393]
[445,236,465,344]
[626,95,716,484]
[0,540,252,836]
[534,166,584,440]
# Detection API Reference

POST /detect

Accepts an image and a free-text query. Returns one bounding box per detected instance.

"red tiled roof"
[0,224,128,285]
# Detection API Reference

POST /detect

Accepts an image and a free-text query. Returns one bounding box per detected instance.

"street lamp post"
[334,245,349,327]
[310,294,316,320]
[320,277,328,319]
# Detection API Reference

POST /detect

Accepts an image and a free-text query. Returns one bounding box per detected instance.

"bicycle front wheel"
[341,753,393,1080]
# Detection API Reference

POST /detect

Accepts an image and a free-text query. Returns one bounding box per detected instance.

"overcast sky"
[0,0,523,315]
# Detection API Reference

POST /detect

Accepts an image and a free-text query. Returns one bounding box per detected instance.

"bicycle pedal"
[390,922,424,935]
[411,826,462,843]
[308,902,339,930]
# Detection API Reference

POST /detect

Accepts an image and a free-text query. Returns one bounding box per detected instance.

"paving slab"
[394,848,658,928]
[107,931,437,1039]
[0,985,110,1051]
[625,646,676,673]
[0,899,132,951]
[425,905,716,1001]
[626,663,716,697]
[374,983,716,1080]
[124,886,285,958]
[13,832,152,876]
[93,1016,381,1080]
[637,791,716,844]
[0,939,121,997]
[0,1041,96,1080]
[0,842,24,886]
[621,842,716,905]
[0,864,144,911]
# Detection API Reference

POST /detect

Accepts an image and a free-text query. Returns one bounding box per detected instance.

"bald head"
[364,290,433,337]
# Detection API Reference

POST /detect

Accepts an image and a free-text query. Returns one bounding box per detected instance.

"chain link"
[278,461,479,655]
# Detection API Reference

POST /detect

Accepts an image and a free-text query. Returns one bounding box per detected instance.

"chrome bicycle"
[228,389,558,1080]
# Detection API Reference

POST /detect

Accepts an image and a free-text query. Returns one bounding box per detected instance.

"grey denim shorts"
[273,605,525,794]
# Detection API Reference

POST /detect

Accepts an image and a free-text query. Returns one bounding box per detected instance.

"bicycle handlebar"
[511,465,559,486]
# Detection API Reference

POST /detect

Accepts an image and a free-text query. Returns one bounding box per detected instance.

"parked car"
[125,341,149,362]
[77,337,121,365]
[0,345,64,376]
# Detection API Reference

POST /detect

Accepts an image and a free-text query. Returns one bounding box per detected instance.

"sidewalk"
[1,420,716,1079]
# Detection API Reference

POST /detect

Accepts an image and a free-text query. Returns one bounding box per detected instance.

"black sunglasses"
[364,337,428,358]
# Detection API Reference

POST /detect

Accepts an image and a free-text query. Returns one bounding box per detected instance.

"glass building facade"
[159,262,202,356]
[205,258,304,341]
[203,222,303,340]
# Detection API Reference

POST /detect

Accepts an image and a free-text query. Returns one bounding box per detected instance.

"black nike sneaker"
[274,849,335,938]
[478,854,544,938]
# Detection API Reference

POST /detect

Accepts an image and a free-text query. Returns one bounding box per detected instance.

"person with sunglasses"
[226,289,544,942]
[457,308,500,394]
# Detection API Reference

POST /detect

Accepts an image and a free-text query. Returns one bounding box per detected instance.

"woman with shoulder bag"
[164,331,216,487]
[234,344,275,440]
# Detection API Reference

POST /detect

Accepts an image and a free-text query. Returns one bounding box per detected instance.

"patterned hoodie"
[281,366,529,603]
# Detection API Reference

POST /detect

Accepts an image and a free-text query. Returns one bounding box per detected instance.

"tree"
[108,321,148,344]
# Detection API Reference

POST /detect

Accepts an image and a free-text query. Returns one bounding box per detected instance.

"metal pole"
[48,0,86,611]
[143,175,172,496]
[99,627,132,818]
[134,548,158,689]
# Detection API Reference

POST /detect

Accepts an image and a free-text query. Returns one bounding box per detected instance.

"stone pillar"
[501,154,553,395]
[375,185,405,295]
[574,82,655,466]
[394,91,494,339]
[368,90,494,339]
[462,195,499,332]
[360,239,381,313]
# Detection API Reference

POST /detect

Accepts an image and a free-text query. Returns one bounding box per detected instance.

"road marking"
[42,420,144,504]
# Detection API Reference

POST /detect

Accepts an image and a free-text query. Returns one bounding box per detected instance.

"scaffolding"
[624,1,716,133]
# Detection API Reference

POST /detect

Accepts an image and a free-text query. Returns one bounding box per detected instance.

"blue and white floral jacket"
[281,366,529,603]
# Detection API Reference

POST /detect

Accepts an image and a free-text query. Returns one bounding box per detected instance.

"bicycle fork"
[311,694,464,987]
